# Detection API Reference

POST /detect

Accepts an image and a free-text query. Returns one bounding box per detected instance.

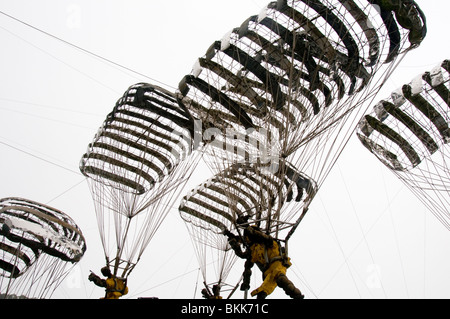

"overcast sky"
[0,0,449,299]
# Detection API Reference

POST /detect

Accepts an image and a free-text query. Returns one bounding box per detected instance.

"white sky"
[0,0,449,299]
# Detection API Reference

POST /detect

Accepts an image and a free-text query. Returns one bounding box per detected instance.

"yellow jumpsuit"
[103,277,128,299]
[249,240,292,297]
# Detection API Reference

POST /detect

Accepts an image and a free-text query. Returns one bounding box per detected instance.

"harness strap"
[261,241,289,272]
[108,277,127,294]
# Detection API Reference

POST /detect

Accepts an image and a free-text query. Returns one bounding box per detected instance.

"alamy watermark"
[366,264,382,289]
[171,119,282,171]
[66,4,82,29]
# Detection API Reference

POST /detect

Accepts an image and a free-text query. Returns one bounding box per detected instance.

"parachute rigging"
[177,0,427,191]
[357,60,450,230]
[80,83,202,280]
[176,0,427,298]
[0,197,86,299]
[179,160,317,297]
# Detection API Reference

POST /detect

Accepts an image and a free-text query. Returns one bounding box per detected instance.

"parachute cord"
[337,163,388,298]
[381,167,409,298]
[0,140,81,176]
[202,281,213,297]
[289,263,319,299]
[193,268,200,298]
[113,216,133,278]
[318,194,363,298]
[0,10,176,91]
[423,210,426,299]
[226,278,241,299]
[285,204,311,245]
[127,266,200,299]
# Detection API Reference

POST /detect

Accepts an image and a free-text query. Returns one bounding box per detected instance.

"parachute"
[80,83,201,280]
[356,60,450,230]
[179,160,316,298]
[0,197,86,299]
[0,0,439,300]
[178,0,427,175]
[176,0,427,298]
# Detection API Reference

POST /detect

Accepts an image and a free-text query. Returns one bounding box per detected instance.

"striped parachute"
[179,160,316,298]
[357,60,450,230]
[177,0,427,176]
[0,197,86,299]
[176,0,427,298]
[80,83,200,279]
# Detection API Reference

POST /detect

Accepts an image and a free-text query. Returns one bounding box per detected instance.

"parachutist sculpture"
[224,226,304,299]
[89,266,129,299]
[78,0,428,300]
[201,284,223,299]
